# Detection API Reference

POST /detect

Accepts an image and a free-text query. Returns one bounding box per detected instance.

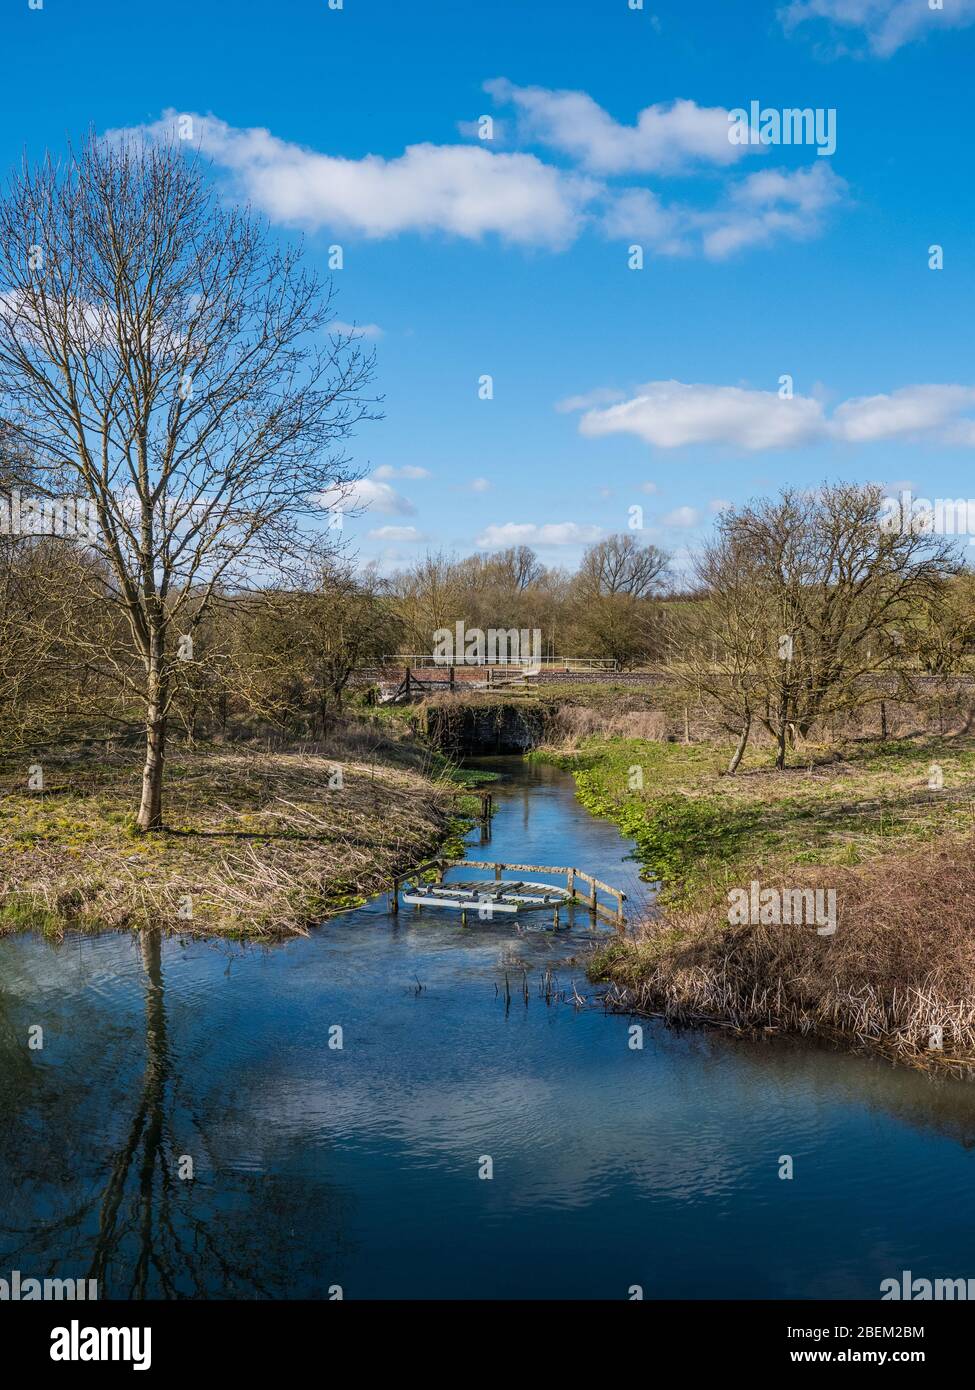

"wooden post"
[494,861,504,880]
[448,664,455,692]
[567,868,575,900]
[390,877,399,914]
[404,666,412,700]
[683,705,690,744]
[880,699,888,741]
[589,879,597,915]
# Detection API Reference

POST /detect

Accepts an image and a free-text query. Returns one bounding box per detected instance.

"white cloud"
[602,163,847,260]
[570,378,975,453]
[373,465,431,480]
[832,385,975,443]
[641,481,660,495]
[600,188,686,252]
[367,525,428,541]
[318,478,415,515]
[700,163,847,259]
[330,319,384,339]
[121,111,596,250]
[475,521,602,548]
[469,477,492,493]
[113,108,844,263]
[577,381,826,450]
[662,506,701,527]
[486,79,758,174]
[779,0,975,57]
[709,497,732,513]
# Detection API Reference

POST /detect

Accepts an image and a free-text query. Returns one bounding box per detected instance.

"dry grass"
[593,841,975,1073]
[545,701,669,747]
[0,739,456,938]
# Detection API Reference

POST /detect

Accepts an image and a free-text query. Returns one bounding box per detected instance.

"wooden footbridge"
[390,858,626,930]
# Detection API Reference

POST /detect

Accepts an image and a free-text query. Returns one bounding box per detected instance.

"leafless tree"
[229,556,400,735]
[571,533,670,668]
[673,484,961,770]
[575,533,669,602]
[667,536,767,773]
[0,134,378,827]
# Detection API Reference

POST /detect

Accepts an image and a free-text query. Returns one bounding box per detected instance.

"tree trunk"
[137,662,168,831]
[727,714,751,775]
[775,722,787,770]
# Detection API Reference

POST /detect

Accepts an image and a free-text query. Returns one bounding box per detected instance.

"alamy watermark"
[50,1320,151,1371]
[1,1269,98,1300]
[0,490,99,539]
[728,101,836,156]
[880,489,975,545]
[433,622,542,673]
[881,1270,975,1300]
[727,880,837,936]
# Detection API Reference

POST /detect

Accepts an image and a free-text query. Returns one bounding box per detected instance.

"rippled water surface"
[2,758,975,1299]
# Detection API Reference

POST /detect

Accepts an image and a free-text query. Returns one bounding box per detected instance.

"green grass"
[0,741,460,937]
[551,732,975,906]
[0,893,64,936]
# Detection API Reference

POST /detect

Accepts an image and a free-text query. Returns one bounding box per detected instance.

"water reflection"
[0,928,351,1298]
[1,760,974,1300]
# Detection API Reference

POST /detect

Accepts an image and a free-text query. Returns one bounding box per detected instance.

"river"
[2,757,975,1299]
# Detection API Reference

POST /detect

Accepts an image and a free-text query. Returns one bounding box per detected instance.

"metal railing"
[378,655,619,671]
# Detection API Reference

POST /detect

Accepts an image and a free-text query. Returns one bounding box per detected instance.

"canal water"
[2,758,975,1300]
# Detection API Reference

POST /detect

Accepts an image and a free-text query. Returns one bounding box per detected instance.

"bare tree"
[571,533,669,668]
[0,134,378,827]
[389,551,466,654]
[667,538,767,774]
[230,556,400,736]
[674,484,960,770]
[575,533,669,602]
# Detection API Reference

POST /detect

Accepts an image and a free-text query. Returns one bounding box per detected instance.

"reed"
[591,841,975,1073]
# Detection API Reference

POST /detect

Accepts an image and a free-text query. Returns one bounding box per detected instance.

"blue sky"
[4,0,975,573]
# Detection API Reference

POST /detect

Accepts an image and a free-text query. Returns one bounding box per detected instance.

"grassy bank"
[543,728,975,1071]
[0,727,474,938]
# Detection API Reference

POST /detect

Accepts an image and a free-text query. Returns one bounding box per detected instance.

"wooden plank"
[402,893,522,913]
[390,857,626,923]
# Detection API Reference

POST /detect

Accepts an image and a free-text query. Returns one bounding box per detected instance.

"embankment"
[545,731,975,1071]
[420,697,548,755]
[0,727,473,938]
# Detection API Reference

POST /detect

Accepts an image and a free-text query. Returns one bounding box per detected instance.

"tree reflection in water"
[0,930,351,1298]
